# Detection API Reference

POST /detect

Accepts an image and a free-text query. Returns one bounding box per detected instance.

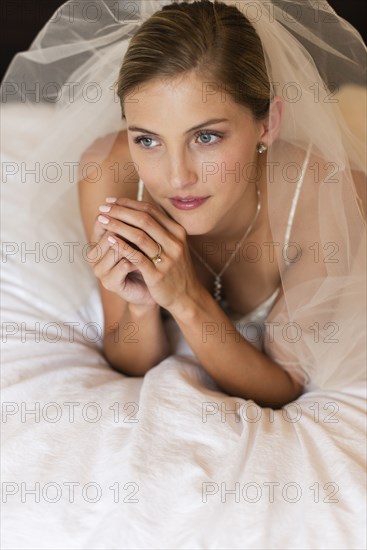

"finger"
[92,232,136,280]
[88,215,110,252]
[97,201,185,257]
[111,197,185,239]
[105,233,158,285]
[98,253,135,294]
[86,226,135,269]
[98,214,166,261]
[86,218,113,265]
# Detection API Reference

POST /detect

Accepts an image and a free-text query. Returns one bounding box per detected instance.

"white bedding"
[1,103,366,549]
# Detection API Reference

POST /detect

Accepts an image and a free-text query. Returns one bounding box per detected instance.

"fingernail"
[98,215,109,224]
[105,197,117,203]
[107,236,117,245]
[99,205,111,213]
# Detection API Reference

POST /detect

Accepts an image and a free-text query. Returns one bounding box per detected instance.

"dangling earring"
[256,142,268,154]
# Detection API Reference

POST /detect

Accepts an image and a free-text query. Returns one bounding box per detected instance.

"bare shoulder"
[93,128,130,160]
[78,130,140,240]
[78,129,137,189]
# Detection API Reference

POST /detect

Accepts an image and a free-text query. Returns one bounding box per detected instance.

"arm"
[77,132,171,376]
[90,196,303,405]
[102,297,171,376]
[165,157,336,407]
[169,288,304,409]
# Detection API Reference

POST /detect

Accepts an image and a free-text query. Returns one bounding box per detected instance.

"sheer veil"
[1,0,365,391]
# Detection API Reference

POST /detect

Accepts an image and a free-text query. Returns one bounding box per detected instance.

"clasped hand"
[87,197,203,313]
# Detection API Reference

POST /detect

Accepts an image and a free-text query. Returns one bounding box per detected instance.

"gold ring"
[149,242,162,264]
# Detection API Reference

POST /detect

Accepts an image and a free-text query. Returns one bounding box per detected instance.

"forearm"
[103,303,171,376]
[169,289,303,409]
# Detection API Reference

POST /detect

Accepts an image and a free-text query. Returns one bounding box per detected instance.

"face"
[125,71,268,240]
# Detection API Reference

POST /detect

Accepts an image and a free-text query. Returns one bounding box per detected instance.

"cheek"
[221,140,252,166]
[223,145,257,184]
[137,175,162,199]
[211,180,246,210]
[210,158,252,191]
[127,149,142,175]
[129,154,156,186]
[229,185,246,205]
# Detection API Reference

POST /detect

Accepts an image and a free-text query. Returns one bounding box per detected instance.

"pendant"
[213,275,222,302]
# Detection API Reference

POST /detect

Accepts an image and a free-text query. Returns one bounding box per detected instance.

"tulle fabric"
[1,0,365,391]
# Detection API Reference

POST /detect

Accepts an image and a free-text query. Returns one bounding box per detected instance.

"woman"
[4,0,366,409]
[76,0,366,409]
[2,5,366,549]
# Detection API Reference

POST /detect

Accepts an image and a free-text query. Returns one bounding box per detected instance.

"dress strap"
[283,142,312,266]
[137,178,144,201]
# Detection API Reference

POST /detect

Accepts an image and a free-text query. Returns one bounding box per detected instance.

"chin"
[160,204,215,235]
[179,218,214,236]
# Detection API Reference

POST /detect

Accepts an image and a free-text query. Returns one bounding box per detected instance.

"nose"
[167,153,198,190]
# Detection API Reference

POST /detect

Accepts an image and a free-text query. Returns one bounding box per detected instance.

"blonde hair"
[116,0,272,120]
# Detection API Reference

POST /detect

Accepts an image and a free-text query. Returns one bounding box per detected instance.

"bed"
[1,99,366,549]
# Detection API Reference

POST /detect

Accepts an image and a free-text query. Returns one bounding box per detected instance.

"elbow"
[286,371,305,403]
[291,378,305,401]
[104,350,153,377]
[102,345,170,378]
[212,376,305,411]
[254,375,305,410]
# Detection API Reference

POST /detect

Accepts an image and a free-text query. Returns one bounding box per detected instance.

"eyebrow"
[127,118,229,136]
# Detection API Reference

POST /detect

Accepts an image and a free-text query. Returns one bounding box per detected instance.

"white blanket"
[1,103,366,549]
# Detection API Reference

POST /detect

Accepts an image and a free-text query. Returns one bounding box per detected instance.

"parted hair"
[116,0,272,121]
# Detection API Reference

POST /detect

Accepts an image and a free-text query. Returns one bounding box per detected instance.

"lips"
[169,196,210,210]
[170,196,208,201]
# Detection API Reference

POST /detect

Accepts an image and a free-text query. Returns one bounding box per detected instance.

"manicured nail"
[98,215,109,224]
[105,197,117,203]
[107,236,117,245]
[99,205,111,213]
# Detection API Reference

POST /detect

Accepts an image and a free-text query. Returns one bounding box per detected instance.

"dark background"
[0,0,366,81]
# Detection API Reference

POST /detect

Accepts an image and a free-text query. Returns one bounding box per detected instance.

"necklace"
[188,179,261,304]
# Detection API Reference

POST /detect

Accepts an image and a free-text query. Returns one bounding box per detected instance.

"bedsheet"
[1,103,366,549]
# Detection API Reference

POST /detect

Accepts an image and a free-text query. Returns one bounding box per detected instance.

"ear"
[258,95,284,147]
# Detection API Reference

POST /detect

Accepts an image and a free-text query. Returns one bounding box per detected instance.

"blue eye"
[133,130,223,149]
[196,131,222,145]
[133,136,158,149]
